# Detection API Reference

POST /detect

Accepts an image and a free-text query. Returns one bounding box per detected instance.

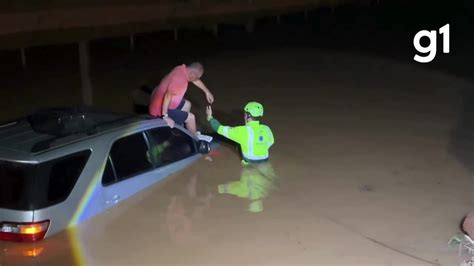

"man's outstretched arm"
[193,79,214,104]
[206,106,243,144]
[208,116,221,132]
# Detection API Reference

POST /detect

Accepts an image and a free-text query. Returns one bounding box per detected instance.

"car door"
[100,127,201,210]
[101,132,155,209]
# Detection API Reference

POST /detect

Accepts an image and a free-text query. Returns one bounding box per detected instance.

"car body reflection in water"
[163,174,213,246]
[1,228,83,266]
[218,162,277,213]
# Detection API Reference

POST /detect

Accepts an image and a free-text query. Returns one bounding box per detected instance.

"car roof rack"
[25,107,137,153]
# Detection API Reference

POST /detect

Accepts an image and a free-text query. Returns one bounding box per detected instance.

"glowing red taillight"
[0,220,50,242]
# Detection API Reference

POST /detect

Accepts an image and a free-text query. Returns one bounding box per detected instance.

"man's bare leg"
[185,104,213,142]
[185,112,197,136]
[181,99,192,112]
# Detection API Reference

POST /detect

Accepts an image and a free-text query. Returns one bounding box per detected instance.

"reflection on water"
[163,174,213,246]
[217,162,277,213]
[1,227,81,266]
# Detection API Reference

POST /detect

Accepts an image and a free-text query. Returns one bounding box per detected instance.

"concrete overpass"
[0,0,367,105]
[0,0,369,49]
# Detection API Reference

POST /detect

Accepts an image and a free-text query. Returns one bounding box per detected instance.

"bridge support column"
[130,34,135,51]
[20,48,26,69]
[174,28,179,41]
[212,24,219,37]
[246,20,255,33]
[79,41,93,106]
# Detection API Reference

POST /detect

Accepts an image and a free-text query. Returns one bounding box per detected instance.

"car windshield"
[0,150,90,211]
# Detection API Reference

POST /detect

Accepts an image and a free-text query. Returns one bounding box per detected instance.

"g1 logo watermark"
[413,24,450,63]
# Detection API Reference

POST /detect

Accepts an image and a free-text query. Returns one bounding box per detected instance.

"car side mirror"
[198,140,211,154]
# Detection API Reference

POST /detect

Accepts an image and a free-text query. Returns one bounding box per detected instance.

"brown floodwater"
[1,48,473,265]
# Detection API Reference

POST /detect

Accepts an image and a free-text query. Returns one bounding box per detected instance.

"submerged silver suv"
[0,108,210,242]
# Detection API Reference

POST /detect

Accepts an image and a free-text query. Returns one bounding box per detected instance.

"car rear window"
[0,150,91,211]
[0,161,38,211]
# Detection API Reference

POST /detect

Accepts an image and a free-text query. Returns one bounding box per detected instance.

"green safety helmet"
[244,101,264,117]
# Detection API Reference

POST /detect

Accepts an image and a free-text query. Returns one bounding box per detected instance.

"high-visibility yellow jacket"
[209,118,274,162]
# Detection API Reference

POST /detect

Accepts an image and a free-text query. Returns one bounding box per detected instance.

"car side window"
[47,150,91,203]
[146,127,196,167]
[109,133,152,181]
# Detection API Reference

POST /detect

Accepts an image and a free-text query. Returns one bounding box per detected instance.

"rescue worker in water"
[206,102,276,212]
[206,102,274,164]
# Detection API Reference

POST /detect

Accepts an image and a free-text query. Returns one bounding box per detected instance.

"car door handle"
[112,195,120,203]
[106,195,121,204]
